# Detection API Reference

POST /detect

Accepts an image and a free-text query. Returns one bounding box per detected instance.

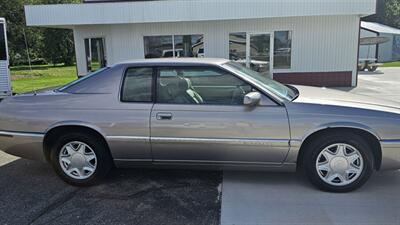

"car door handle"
[156,112,173,120]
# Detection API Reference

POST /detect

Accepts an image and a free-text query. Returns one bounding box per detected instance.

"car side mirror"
[243,92,261,106]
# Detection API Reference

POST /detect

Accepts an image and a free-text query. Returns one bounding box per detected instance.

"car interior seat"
[160,76,204,104]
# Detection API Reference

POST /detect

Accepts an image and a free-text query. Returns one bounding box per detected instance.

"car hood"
[292,85,400,113]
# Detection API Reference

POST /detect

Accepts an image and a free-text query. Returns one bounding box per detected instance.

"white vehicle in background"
[0,18,11,98]
[162,49,183,58]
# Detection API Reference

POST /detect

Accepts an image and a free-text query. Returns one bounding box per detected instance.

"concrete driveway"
[221,171,400,225]
[221,67,400,225]
[338,67,400,102]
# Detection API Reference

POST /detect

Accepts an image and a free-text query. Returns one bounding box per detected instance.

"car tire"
[50,132,112,186]
[303,132,374,192]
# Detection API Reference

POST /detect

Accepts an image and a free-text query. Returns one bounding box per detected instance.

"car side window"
[121,67,153,102]
[157,67,253,105]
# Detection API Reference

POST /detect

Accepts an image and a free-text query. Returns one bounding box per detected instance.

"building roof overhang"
[361,21,400,35]
[25,0,377,28]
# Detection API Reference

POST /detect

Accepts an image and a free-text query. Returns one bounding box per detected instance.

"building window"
[274,31,292,69]
[144,35,204,59]
[0,24,7,61]
[121,67,153,102]
[229,31,292,71]
[144,36,173,58]
[84,38,107,73]
[229,32,246,62]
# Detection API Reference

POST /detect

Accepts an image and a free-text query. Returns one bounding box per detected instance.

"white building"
[24,0,376,87]
[360,21,400,63]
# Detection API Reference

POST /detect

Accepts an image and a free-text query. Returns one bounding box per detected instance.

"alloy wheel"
[59,141,97,180]
[316,143,364,186]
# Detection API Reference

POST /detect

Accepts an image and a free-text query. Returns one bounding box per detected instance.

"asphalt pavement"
[0,157,221,225]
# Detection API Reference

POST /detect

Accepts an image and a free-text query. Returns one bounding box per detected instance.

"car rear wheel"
[303,132,374,192]
[50,132,112,186]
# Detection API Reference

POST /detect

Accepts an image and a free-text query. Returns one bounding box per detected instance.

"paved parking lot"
[0,67,399,225]
[0,157,221,225]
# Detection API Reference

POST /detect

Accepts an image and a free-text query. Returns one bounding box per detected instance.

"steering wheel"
[230,84,247,105]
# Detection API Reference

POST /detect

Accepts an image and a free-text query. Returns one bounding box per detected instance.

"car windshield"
[57,67,109,92]
[221,61,298,101]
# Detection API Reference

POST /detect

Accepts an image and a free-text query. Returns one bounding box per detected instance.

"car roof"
[115,58,230,67]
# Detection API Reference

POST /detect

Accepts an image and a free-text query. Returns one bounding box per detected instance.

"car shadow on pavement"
[0,159,221,225]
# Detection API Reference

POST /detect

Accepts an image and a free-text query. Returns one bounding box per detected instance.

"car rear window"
[57,67,109,92]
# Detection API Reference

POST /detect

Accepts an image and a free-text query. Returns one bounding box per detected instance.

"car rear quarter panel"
[0,64,152,160]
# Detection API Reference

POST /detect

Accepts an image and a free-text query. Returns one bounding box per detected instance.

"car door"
[108,66,154,162]
[150,66,290,165]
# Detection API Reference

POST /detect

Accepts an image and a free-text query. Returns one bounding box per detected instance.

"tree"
[0,0,43,65]
[42,28,75,66]
[384,0,400,28]
[364,0,400,29]
[40,0,79,66]
[0,0,79,66]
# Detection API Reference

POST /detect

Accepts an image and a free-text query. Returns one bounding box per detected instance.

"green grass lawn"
[381,61,400,67]
[10,64,78,94]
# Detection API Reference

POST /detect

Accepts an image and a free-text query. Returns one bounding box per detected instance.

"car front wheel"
[303,132,374,192]
[50,132,112,186]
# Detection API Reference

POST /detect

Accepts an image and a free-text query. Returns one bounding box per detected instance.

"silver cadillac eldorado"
[0,58,400,192]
